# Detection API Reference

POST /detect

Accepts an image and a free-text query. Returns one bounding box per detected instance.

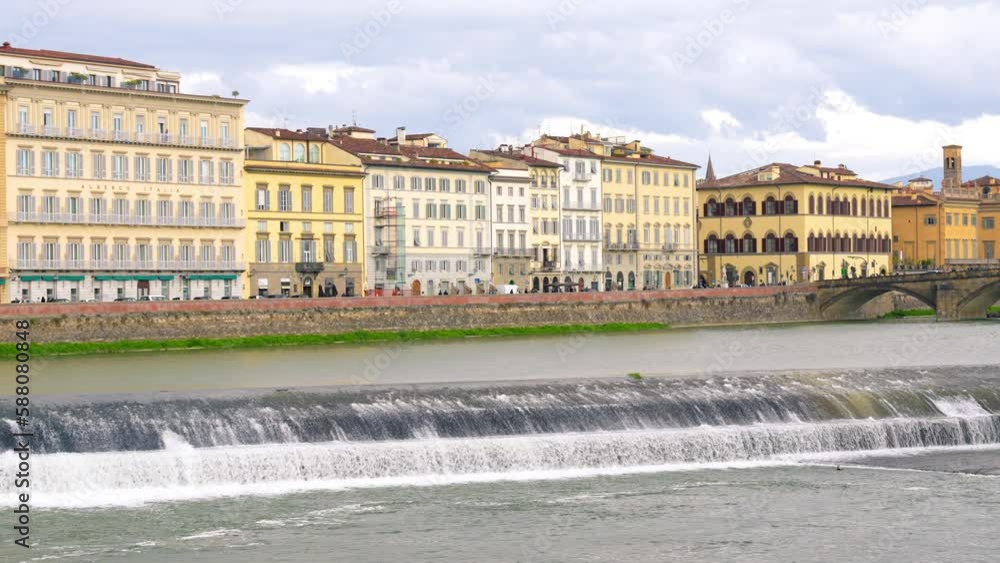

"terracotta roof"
[0,42,156,70]
[702,162,895,191]
[909,176,933,182]
[892,191,939,207]
[471,149,563,168]
[602,154,700,169]
[404,133,435,140]
[332,137,493,173]
[813,165,857,175]
[246,127,328,141]
[538,146,603,159]
[963,175,1000,186]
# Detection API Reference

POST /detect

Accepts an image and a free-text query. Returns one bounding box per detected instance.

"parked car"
[139,295,168,302]
[48,298,70,303]
[114,297,136,302]
[220,295,241,300]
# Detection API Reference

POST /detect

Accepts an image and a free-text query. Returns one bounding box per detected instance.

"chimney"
[396,126,406,145]
[814,160,822,167]
[275,130,281,138]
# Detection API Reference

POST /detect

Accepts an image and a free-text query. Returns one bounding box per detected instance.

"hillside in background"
[881,165,1000,187]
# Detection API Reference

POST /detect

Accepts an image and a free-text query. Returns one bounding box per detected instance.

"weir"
[3,369,999,508]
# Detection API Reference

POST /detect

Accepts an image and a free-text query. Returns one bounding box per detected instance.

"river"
[2,321,999,562]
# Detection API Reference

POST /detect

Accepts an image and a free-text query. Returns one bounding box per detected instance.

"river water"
[2,321,999,562]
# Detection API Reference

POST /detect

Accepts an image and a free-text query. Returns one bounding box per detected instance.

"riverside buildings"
[698,160,896,286]
[243,127,365,298]
[1,42,247,302]
[331,127,495,296]
[892,145,1000,267]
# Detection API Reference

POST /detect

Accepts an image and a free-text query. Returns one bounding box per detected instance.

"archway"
[543,277,550,293]
[578,277,585,292]
[743,270,757,287]
[627,272,636,290]
[411,280,422,296]
[302,277,313,298]
[616,272,625,291]
[820,284,936,319]
[533,277,540,293]
[604,272,613,291]
[957,280,1000,318]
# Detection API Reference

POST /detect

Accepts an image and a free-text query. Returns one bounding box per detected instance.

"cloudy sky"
[7,0,1000,180]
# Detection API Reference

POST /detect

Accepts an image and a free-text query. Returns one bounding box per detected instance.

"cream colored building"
[333,127,495,296]
[244,127,365,298]
[1,42,247,302]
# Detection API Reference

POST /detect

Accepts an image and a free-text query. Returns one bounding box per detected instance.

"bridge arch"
[819,284,937,319]
[956,279,1000,318]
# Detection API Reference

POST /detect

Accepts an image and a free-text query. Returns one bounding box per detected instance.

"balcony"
[562,201,601,211]
[493,248,533,258]
[370,244,390,256]
[473,247,492,256]
[9,212,245,228]
[295,262,325,274]
[10,126,240,150]
[540,261,559,272]
[563,233,603,243]
[12,259,246,272]
[573,172,592,182]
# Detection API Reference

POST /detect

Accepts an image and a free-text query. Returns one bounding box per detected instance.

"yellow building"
[892,146,1000,268]
[698,161,895,286]
[532,132,699,290]
[1,42,248,302]
[244,128,365,297]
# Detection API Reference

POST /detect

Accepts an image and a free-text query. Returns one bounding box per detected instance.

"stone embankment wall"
[0,285,861,344]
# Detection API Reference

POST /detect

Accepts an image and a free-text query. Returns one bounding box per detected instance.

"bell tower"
[942,145,963,191]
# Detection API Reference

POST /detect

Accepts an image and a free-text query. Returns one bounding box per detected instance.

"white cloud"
[701,109,742,133]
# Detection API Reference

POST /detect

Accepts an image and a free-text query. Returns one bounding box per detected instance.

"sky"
[7,0,1000,181]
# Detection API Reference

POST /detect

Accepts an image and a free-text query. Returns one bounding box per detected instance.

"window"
[456,179,467,193]
[440,179,451,192]
[475,180,486,194]
[134,156,150,181]
[112,154,128,180]
[372,175,385,189]
[278,186,292,211]
[255,185,270,211]
[221,202,235,225]
[323,187,334,212]
[393,175,405,190]
[198,159,214,184]
[301,186,313,212]
[219,161,235,185]
[279,239,292,263]
[65,152,83,178]
[41,150,59,177]
[925,216,938,226]
[279,144,291,161]
[157,157,172,182]
[324,235,335,262]
[158,200,173,223]
[178,159,194,183]
[308,145,321,164]
[425,178,437,191]
[294,144,306,162]
[983,217,996,230]
[344,188,355,214]
[16,149,34,176]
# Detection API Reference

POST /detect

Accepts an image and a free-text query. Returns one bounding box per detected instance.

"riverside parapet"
[0,284,889,346]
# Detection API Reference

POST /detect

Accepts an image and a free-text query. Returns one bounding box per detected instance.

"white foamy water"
[931,397,992,418]
[4,414,998,509]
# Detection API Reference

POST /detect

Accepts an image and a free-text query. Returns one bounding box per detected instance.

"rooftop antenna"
[352,110,358,127]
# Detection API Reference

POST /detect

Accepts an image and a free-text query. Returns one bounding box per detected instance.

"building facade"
[333,127,495,296]
[243,128,365,298]
[699,161,895,286]
[1,43,247,302]
[892,146,1000,268]
[525,143,604,291]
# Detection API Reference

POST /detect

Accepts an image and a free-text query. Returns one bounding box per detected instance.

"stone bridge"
[817,270,1000,320]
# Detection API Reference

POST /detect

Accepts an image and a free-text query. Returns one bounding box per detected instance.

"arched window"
[764,233,778,253]
[725,234,737,254]
[784,195,797,215]
[884,198,891,218]
[809,194,816,214]
[764,197,777,215]
[278,143,291,161]
[826,232,834,253]
[861,198,867,217]
[876,199,883,218]
[294,144,306,162]
[743,233,755,253]
[705,199,718,217]
[825,195,831,216]
[706,235,719,254]
[784,232,798,253]
[308,144,321,163]
[742,197,756,216]
[852,197,858,216]
[725,198,736,217]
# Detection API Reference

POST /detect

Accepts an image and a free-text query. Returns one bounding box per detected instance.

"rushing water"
[2,321,999,562]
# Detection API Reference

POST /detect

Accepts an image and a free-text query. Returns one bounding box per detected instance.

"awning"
[258,278,269,288]
[58,275,86,282]
[19,275,42,282]
[133,275,160,281]
[0,278,5,285]
[158,275,175,281]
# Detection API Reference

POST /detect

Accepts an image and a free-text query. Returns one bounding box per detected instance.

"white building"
[525,145,604,291]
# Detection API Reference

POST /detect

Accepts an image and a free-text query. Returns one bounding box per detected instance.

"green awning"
[158,275,175,281]
[94,275,114,281]
[133,275,160,281]
[0,279,6,285]
[18,275,42,282]
[58,275,86,282]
